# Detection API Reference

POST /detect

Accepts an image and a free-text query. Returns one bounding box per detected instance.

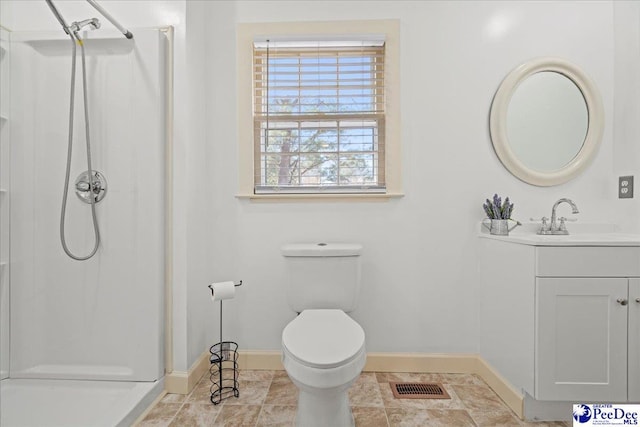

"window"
[237,20,401,199]
[253,41,385,194]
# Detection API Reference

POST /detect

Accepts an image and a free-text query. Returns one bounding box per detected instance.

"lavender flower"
[483,194,515,219]
[504,198,516,219]
[482,202,492,218]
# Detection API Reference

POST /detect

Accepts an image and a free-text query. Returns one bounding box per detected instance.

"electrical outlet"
[619,176,634,199]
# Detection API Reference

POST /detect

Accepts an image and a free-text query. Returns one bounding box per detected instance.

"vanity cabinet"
[534,247,640,402]
[479,240,640,410]
[536,277,630,401]
[628,279,640,402]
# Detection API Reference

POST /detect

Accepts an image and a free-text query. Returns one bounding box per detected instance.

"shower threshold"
[0,377,163,427]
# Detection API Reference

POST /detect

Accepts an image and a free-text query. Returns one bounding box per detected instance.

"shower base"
[0,377,163,427]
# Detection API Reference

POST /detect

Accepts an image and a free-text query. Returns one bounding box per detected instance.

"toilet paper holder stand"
[208,280,242,405]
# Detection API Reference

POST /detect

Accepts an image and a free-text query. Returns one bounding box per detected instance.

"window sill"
[235,192,404,202]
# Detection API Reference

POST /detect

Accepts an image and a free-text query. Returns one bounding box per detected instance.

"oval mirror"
[489,57,604,186]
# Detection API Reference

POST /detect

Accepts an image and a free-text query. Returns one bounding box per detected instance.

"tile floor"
[136,370,572,426]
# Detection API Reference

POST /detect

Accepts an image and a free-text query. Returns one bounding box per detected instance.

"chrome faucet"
[537,198,579,235]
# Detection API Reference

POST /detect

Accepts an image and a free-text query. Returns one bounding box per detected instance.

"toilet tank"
[281,243,363,313]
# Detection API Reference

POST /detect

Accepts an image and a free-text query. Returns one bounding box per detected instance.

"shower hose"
[60,31,101,260]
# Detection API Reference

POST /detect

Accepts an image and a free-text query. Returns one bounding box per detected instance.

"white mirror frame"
[489,57,604,186]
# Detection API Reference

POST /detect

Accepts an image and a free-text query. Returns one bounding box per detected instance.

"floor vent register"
[390,382,450,400]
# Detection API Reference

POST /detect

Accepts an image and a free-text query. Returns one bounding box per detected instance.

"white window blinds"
[253,39,386,194]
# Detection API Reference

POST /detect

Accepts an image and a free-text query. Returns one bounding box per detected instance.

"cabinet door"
[630,279,640,402]
[536,278,628,401]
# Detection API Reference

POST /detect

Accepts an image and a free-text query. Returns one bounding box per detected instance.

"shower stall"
[0,8,170,425]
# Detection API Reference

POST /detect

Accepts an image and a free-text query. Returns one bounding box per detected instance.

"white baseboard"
[475,356,524,418]
[238,350,283,370]
[364,352,478,373]
[164,350,524,419]
[164,351,210,395]
[232,351,479,374]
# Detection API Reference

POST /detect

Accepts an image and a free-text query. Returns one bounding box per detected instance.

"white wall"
[184,0,220,370]
[613,1,640,233]
[3,0,639,372]
[207,0,628,356]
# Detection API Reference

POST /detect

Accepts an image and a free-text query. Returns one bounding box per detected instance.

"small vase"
[482,218,511,236]
[489,219,509,235]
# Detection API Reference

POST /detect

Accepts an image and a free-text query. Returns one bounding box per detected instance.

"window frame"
[236,20,402,200]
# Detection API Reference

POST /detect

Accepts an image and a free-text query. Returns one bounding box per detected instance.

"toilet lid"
[282,309,365,369]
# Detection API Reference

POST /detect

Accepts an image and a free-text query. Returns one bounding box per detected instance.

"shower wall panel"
[0,27,10,381]
[8,29,166,382]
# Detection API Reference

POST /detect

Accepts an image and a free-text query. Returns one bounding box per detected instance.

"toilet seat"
[282,309,365,369]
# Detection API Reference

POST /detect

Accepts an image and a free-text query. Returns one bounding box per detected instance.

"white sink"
[479,223,640,246]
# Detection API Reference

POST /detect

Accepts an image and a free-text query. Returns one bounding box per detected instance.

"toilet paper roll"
[209,281,236,302]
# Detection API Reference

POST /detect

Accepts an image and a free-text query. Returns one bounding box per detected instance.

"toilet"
[281,243,366,427]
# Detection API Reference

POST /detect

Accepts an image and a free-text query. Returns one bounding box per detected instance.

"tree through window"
[253,40,386,194]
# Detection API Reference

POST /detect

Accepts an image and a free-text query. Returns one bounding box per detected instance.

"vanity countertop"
[478,223,640,247]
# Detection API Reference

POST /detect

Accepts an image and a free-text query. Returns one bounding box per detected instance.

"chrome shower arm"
[45,0,133,39]
[45,0,71,35]
[86,0,133,39]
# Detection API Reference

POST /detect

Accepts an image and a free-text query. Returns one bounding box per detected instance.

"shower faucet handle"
[76,181,101,193]
[74,170,107,204]
[76,181,90,192]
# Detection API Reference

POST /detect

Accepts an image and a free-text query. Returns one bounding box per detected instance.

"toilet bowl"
[282,309,366,427]
[281,243,366,426]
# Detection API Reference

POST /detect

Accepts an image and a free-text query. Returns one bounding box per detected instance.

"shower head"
[69,18,101,34]
[46,0,133,40]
